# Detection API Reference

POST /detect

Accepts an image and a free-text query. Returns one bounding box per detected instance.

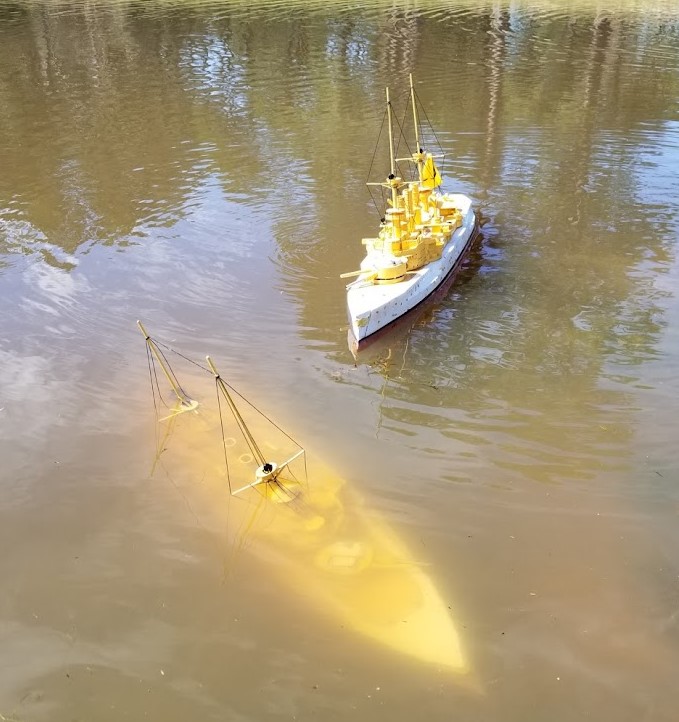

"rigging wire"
[141,331,323,572]
[411,86,446,165]
[389,103,415,178]
[152,337,212,375]
[215,377,233,494]
[154,343,193,403]
[146,342,170,411]
[145,341,163,469]
[366,105,389,220]
[152,336,304,452]
[146,333,310,501]
[364,85,448,220]
[146,343,159,410]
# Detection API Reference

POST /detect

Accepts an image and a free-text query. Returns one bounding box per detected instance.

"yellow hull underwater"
[253,454,467,672]
[158,405,469,674]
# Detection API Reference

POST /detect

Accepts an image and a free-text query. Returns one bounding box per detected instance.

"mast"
[206,355,266,467]
[409,73,424,179]
[385,86,399,209]
[137,319,196,410]
[205,355,306,498]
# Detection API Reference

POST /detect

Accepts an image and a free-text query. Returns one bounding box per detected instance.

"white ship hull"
[347,194,478,344]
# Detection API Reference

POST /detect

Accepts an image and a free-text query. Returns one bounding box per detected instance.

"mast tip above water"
[206,355,219,376]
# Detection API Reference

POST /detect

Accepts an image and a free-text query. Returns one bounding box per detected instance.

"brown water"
[2,1,679,720]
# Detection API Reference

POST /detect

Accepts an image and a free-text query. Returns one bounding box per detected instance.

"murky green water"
[1,1,679,720]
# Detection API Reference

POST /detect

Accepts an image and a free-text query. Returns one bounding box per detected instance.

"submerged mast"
[137,319,198,413]
[206,355,266,467]
[206,355,306,497]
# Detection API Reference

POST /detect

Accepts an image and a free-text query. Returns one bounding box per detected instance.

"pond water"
[1,1,678,720]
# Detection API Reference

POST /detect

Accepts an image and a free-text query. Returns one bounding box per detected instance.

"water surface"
[1,1,679,720]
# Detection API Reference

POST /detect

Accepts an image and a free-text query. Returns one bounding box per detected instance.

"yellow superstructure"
[343,75,466,284]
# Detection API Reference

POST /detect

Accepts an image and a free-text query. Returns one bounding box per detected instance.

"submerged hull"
[254,454,469,672]
[161,404,469,674]
[139,327,471,675]
[347,194,477,344]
